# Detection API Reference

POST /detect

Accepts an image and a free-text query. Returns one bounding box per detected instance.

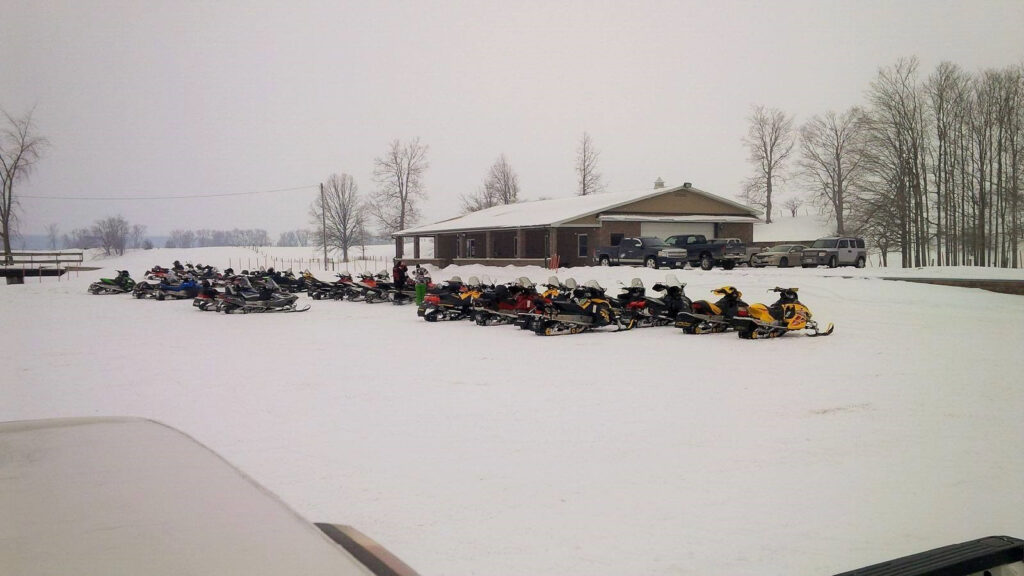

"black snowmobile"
[88,270,136,295]
[616,274,692,328]
[387,276,418,305]
[305,271,358,301]
[531,280,634,336]
[675,286,748,334]
[220,277,308,314]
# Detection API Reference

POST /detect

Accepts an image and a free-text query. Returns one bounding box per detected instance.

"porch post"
[485,231,493,259]
[516,228,523,258]
[413,236,421,259]
[394,236,404,259]
[548,227,559,265]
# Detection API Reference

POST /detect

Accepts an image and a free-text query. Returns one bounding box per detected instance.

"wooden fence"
[226,250,395,276]
[1,251,86,284]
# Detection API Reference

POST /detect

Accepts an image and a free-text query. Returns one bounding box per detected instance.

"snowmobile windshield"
[810,239,839,248]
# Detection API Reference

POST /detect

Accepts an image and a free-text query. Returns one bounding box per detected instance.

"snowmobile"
[154,278,200,300]
[420,276,483,322]
[143,265,170,281]
[362,271,398,304]
[88,270,136,295]
[131,272,193,300]
[302,271,335,300]
[347,272,389,302]
[306,271,357,301]
[531,280,634,336]
[730,287,834,339]
[515,277,575,330]
[386,277,418,305]
[262,268,305,293]
[675,286,748,334]
[219,277,308,314]
[617,274,692,328]
[473,277,540,325]
[192,281,223,311]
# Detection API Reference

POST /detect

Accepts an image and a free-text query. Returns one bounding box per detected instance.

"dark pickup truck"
[664,234,746,270]
[594,237,688,269]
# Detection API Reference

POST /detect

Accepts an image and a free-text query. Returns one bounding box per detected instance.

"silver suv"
[801,237,867,268]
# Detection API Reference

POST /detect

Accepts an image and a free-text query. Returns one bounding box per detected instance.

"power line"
[20,184,320,201]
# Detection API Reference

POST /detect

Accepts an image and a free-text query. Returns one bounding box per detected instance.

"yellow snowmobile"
[731,287,834,339]
[675,286,748,334]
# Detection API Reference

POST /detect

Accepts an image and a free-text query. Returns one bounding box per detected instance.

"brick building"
[392,183,760,267]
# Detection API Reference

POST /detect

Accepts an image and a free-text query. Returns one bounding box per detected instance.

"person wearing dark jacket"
[392,260,408,290]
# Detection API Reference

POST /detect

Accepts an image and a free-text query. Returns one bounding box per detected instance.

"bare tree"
[371,138,428,234]
[92,216,130,256]
[576,132,604,196]
[0,109,47,263]
[798,108,867,235]
[743,106,796,223]
[64,228,97,250]
[128,224,147,249]
[277,231,299,247]
[46,223,59,249]
[859,57,931,267]
[167,229,195,249]
[782,196,804,217]
[312,173,366,262]
[461,154,521,212]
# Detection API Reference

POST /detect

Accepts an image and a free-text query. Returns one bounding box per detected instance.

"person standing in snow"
[392,260,408,291]
[413,265,430,305]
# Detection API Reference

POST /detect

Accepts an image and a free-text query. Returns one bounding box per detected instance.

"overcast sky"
[4,0,1023,237]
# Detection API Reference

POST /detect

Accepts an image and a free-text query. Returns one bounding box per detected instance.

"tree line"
[64,217,148,255]
[746,57,1023,267]
[1,103,609,265]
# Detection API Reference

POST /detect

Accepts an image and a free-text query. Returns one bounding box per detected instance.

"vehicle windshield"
[641,237,668,247]
[768,245,794,253]
[811,239,839,248]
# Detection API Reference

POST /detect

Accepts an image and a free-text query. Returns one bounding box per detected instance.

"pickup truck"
[663,234,746,270]
[594,237,688,269]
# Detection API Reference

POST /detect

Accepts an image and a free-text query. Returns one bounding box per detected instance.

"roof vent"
[683,182,692,188]
[654,177,665,189]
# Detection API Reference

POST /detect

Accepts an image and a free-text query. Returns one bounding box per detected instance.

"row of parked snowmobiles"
[416,274,834,339]
[88,263,310,314]
[301,271,418,304]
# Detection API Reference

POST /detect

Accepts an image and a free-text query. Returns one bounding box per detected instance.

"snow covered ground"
[3,245,1024,575]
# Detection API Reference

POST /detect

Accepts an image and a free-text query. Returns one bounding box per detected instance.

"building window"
[577,234,588,258]
[610,233,624,246]
[513,236,519,258]
[467,238,476,257]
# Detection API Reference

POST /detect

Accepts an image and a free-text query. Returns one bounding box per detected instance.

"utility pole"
[320,182,328,270]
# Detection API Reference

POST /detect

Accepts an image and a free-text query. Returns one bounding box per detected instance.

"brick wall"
[597,221,641,248]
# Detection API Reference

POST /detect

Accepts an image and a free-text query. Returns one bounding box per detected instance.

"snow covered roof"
[395,184,759,236]
[0,417,378,576]
[599,214,761,223]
